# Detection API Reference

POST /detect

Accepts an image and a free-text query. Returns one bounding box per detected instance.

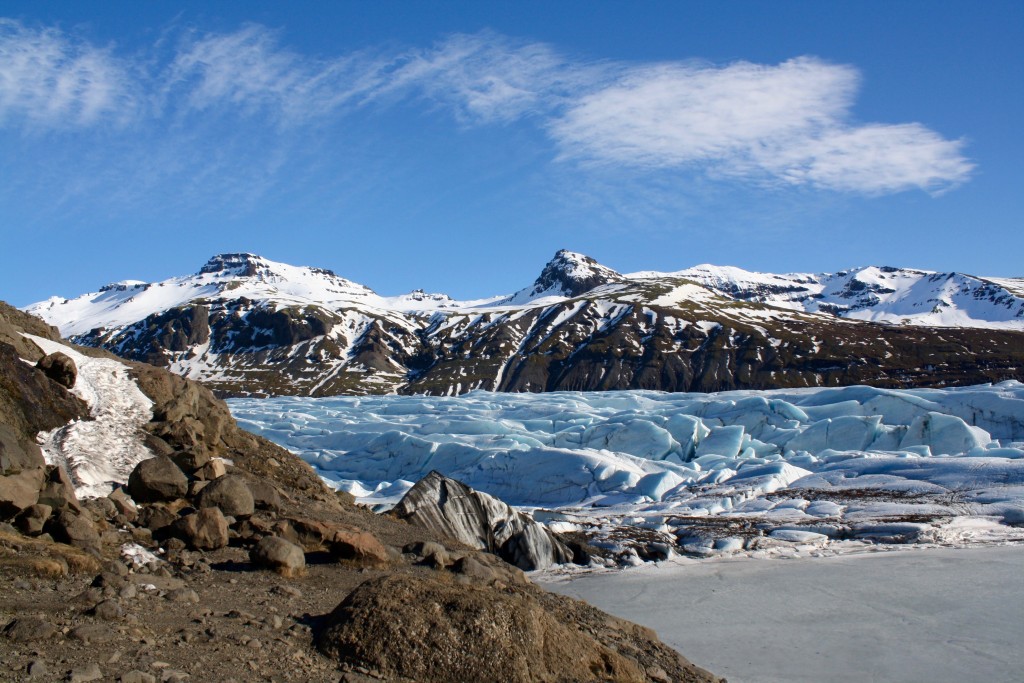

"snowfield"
[29,335,155,498]
[229,382,1024,559]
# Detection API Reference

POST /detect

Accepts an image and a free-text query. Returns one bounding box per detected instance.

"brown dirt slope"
[0,301,724,683]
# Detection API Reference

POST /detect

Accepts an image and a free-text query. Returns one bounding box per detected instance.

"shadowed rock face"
[405,299,1024,395]
[523,249,625,299]
[392,471,574,571]
[70,286,1024,398]
[0,307,90,519]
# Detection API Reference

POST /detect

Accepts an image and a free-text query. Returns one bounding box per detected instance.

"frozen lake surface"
[541,546,1024,683]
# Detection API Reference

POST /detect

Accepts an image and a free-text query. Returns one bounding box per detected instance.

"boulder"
[36,352,77,389]
[47,510,100,550]
[329,530,390,567]
[14,503,52,535]
[126,456,187,503]
[82,496,117,521]
[393,471,575,571]
[247,479,283,511]
[274,517,337,551]
[316,573,645,683]
[170,507,229,550]
[194,458,227,481]
[0,424,44,473]
[449,553,528,587]
[37,464,81,512]
[405,540,450,568]
[170,449,210,474]
[3,617,57,642]
[0,467,45,517]
[195,474,253,518]
[137,503,178,533]
[250,535,305,577]
[107,488,138,523]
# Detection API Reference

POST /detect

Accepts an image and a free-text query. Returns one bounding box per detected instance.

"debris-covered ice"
[229,382,1024,559]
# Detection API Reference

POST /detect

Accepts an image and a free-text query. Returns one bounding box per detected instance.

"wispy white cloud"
[0,19,137,128]
[384,31,600,123]
[166,24,392,124]
[759,123,973,194]
[552,58,857,167]
[0,19,973,195]
[550,57,972,193]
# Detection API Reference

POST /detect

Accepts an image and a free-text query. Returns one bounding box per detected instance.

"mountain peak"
[528,250,623,298]
[198,253,267,277]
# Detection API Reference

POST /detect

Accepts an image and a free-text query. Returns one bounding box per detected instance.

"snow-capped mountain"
[24,251,1024,397]
[502,249,626,305]
[637,263,1024,329]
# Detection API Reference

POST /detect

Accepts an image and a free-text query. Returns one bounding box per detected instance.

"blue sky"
[2,1,1022,306]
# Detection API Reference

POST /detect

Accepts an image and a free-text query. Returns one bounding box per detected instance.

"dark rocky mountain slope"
[26,251,1024,397]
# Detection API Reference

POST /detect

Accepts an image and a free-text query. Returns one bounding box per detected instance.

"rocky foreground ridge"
[0,302,722,683]
[25,251,1024,398]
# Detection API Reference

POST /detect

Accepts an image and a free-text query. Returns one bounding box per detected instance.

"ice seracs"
[231,382,1024,559]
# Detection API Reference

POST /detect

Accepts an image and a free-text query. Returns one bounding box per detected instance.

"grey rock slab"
[3,617,57,642]
[393,471,574,570]
[67,663,103,682]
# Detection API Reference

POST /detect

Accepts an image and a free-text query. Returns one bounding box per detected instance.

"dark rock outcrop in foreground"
[0,300,724,683]
[318,572,719,683]
[0,303,89,518]
[393,470,575,571]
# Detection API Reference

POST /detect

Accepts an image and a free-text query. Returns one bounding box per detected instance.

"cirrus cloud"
[550,57,972,194]
[0,19,138,128]
[0,19,974,195]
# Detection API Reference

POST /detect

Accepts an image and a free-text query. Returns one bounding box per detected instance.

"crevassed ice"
[228,383,1024,533]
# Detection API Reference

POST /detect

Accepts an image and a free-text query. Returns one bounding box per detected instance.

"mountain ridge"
[23,250,1024,397]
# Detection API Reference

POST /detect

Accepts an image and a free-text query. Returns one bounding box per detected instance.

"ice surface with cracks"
[29,334,155,498]
[230,382,1024,555]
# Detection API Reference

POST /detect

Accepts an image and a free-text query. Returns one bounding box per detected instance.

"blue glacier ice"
[229,381,1024,551]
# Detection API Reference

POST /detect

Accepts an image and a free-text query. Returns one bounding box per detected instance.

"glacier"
[229,382,1024,559]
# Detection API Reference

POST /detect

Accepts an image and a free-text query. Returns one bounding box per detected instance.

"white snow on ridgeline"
[25,252,1024,339]
[498,249,624,307]
[26,252,511,339]
[632,263,1024,329]
[229,382,1024,555]
[28,334,155,499]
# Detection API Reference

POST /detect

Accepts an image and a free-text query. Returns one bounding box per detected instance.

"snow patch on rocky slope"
[29,335,155,498]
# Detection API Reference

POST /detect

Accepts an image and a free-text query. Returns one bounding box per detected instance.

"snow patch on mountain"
[28,251,1024,342]
[637,263,1024,329]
